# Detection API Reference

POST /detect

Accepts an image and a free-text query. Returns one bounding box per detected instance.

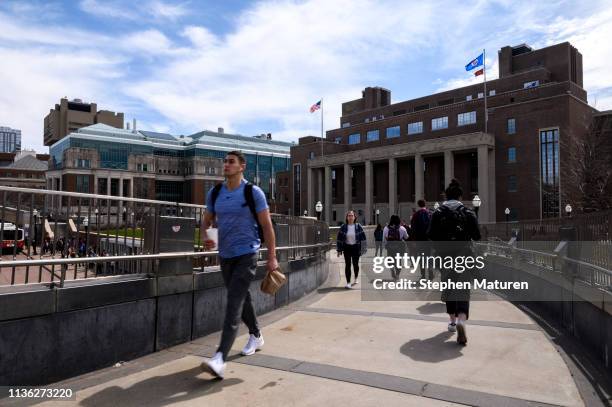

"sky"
[1,0,612,153]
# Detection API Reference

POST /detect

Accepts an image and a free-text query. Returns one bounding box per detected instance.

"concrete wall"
[0,252,329,385]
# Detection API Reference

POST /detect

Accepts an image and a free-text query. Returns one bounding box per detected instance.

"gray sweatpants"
[217,252,261,360]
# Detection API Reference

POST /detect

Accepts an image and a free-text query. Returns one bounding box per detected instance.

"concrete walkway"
[19,254,589,407]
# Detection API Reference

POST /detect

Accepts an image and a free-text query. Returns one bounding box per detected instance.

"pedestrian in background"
[374,224,384,257]
[336,210,367,289]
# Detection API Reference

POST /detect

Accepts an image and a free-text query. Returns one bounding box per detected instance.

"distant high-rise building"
[43,98,124,146]
[0,126,22,153]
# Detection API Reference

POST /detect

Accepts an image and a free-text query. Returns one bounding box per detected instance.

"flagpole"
[483,48,488,134]
[320,98,324,157]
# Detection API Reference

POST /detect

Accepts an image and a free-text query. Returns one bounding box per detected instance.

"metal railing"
[477,241,612,292]
[480,209,612,270]
[0,186,329,287]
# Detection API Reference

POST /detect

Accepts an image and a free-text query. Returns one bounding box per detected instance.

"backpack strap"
[244,183,258,220]
[209,183,223,213]
[244,183,265,242]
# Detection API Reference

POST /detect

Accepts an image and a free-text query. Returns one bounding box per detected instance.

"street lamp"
[434,202,440,211]
[32,209,38,255]
[472,195,481,219]
[565,204,572,218]
[375,209,380,225]
[505,207,510,238]
[315,201,323,220]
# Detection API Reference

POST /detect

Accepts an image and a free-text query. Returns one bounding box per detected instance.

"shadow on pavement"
[400,331,463,363]
[80,366,243,407]
[416,302,447,315]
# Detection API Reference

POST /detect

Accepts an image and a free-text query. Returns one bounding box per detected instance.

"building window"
[508,175,517,192]
[508,147,516,163]
[386,126,400,138]
[541,129,560,217]
[431,116,448,131]
[334,137,342,144]
[407,121,423,135]
[293,164,301,215]
[457,111,476,126]
[308,151,315,159]
[466,95,473,101]
[477,92,484,98]
[342,122,350,128]
[76,175,90,193]
[507,118,516,134]
[366,130,379,142]
[348,133,360,144]
[489,90,496,96]
[74,159,90,168]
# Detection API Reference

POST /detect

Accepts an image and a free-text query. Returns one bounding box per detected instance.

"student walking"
[428,179,480,345]
[384,215,409,280]
[336,210,367,289]
[410,199,432,280]
[201,150,278,379]
[374,224,384,257]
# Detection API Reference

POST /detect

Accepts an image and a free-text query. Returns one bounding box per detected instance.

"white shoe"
[352,280,359,286]
[202,352,225,379]
[448,322,457,332]
[241,334,264,356]
[345,283,352,289]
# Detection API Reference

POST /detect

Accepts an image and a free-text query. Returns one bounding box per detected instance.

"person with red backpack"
[411,199,432,281]
[428,179,480,346]
[200,150,278,378]
[384,215,409,280]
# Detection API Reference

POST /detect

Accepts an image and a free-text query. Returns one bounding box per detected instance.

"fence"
[0,186,329,287]
[480,209,612,270]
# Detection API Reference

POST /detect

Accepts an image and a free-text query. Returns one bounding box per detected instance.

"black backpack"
[210,182,265,243]
[436,205,470,242]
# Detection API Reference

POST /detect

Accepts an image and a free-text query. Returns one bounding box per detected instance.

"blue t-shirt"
[206,179,268,259]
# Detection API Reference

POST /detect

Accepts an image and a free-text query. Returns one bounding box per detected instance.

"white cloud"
[149,0,188,20]
[3,0,612,153]
[79,0,189,22]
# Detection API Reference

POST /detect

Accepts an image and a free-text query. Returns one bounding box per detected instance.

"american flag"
[309,100,321,113]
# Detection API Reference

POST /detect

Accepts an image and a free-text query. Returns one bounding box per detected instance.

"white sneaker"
[448,322,457,332]
[202,352,225,379]
[241,334,264,356]
[352,280,359,286]
[345,283,352,289]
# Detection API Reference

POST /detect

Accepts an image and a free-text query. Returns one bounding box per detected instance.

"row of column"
[308,146,493,223]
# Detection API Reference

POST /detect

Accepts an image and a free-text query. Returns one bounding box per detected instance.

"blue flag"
[465,53,484,71]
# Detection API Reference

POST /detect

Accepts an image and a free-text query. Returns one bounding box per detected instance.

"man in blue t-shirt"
[201,150,278,379]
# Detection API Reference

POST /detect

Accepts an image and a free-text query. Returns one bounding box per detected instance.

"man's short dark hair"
[445,178,463,200]
[417,199,426,208]
[226,150,246,164]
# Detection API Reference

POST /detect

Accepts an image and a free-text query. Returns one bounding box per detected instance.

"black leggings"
[343,244,360,283]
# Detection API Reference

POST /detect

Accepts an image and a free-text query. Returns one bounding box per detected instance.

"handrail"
[0,242,330,268]
[0,185,206,209]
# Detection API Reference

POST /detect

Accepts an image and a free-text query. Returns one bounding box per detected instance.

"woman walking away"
[336,210,367,289]
[428,179,480,345]
[374,224,384,257]
[384,215,409,280]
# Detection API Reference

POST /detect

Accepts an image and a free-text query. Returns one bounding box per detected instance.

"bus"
[0,222,25,252]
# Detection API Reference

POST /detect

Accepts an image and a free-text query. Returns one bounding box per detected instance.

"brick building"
[291,42,600,224]
[43,98,124,146]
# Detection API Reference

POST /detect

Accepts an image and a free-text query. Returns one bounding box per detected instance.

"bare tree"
[563,113,612,213]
